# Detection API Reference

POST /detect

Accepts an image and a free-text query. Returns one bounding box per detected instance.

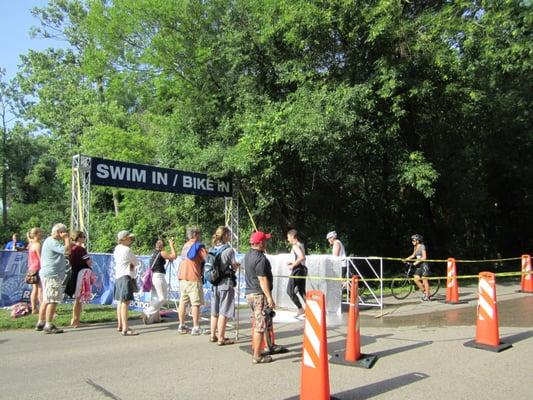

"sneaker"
[421,295,430,302]
[177,325,189,334]
[295,308,305,318]
[43,325,64,334]
[190,327,206,336]
[35,323,45,332]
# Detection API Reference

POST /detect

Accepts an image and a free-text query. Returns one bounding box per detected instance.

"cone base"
[517,289,533,294]
[463,340,512,353]
[441,299,469,304]
[330,351,378,369]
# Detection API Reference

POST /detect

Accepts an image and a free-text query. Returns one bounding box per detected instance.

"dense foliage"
[1,0,531,266]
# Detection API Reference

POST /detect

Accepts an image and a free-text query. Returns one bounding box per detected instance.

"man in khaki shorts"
[177,227,208,335]
[35,223,71,334]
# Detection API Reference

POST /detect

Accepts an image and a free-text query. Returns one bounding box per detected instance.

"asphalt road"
[1,283,532,400]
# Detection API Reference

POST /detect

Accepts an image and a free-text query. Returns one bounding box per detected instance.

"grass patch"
[0,304,141,330]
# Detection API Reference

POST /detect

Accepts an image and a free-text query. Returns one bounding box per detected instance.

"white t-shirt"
[113,244,139,279]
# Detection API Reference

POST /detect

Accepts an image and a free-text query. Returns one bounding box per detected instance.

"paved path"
[0,283,532,400]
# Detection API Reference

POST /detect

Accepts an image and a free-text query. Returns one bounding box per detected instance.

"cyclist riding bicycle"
[406,234,431,301]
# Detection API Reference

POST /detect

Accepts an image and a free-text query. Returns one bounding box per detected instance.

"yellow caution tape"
[275,270,531,283]
[364,256,522,263]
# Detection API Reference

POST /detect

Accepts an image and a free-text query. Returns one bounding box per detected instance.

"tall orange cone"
[331,276,377,368]
[464,272,511,352]
[300,291,331,400]
[445,258,460,303]
[345,276,361,361]
[520,255,533,293]
[250,316,286,355]
[250,319,275,353]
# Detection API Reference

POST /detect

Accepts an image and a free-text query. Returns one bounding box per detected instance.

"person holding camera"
[142,237,176,324]
[177,227,208,335]
[35,223,71,334]
[244,231,275,364]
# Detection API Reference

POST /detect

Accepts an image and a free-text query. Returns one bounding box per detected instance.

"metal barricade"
[343,257,383,315]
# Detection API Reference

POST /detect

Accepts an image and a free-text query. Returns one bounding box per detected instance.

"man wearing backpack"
[177,227,208,335]
[208,226,240,345]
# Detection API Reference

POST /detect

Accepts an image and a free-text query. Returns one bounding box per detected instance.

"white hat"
[326,231,337,240]
[117,230,135,241]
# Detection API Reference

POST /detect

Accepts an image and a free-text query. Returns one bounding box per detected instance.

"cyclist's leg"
[413,274,425,292]
[422,264,430,297]
[422,277,430,297]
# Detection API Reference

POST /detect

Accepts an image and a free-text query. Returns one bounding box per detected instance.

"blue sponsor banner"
[90,156,232,197]
[0,251,246,311]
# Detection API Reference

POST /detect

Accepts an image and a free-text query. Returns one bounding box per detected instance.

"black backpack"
[204,244,231,285]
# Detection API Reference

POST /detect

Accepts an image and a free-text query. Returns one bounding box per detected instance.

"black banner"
[89,157,232,197]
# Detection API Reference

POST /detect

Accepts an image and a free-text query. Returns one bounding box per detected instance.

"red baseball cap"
[249,231,272,245]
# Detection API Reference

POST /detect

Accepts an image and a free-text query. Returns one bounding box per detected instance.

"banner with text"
[0,251,247,312]
[90,156,232,197]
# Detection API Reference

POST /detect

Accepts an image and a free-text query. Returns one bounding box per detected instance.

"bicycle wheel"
[429,276,441,298]
[390,276,413,300]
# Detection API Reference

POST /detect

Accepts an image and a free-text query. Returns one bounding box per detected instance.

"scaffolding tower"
[71,155,91,247]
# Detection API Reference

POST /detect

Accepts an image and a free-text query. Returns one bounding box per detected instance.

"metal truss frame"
[70,155,92,246]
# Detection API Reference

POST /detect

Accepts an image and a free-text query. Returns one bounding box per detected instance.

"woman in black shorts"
[406,234,431,301]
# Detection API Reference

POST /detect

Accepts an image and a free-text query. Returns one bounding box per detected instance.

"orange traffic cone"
[300,291,331,400]
[331,276,377,368]
[464,272,511,352]
[445,258,461,303]
[345,276,361,362]
[520,254,533,293]
[250,318,276,354]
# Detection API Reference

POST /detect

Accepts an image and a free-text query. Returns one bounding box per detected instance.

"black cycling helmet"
[411,234,424,242]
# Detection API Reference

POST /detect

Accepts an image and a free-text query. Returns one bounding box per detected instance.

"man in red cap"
[244,230,275,364]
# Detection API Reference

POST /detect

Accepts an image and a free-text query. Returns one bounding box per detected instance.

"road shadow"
[327,336,431,359]
[372,340,432,358]
[501,330,533,344]
[284,372,429,400]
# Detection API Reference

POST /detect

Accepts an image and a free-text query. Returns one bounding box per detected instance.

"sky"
[0,0,60,81]
[0,0,64,127]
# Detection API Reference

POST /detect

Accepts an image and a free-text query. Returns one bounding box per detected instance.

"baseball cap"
[249,231,272,245]
[117,230,135,241]
[326,231,337,240]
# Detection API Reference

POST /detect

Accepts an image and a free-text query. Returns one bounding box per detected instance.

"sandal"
[209,336,218,343]
[217,338,235,346]
[252,355,272,364]
[121,329,139,336]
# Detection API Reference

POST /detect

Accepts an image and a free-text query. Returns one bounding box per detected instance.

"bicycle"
[390,262,441,300]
